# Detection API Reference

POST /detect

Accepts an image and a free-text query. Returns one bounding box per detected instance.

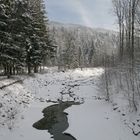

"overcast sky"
[46,0,117,30]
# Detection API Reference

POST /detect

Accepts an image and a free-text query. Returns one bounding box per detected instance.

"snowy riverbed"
[0,68,140,140]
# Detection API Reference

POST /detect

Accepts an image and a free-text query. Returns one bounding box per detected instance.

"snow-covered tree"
[0,0,16,77]
[0,0,56,75]
[28,0,56,73]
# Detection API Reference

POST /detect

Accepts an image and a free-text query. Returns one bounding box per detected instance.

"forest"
[0,0,56,76]
[48,0,140,112]
[103,0,140,112]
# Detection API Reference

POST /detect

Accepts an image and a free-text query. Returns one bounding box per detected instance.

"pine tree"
[0,0,56,76]
[28,0,56,73]
[9,0,33,74]
[0,1,8,70]
[0,0,14,77]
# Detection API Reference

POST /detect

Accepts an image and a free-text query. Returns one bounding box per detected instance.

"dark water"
[33,101,80,140]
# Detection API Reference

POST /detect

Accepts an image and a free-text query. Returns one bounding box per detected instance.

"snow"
[0,77,33,130]
[49,21,118,67]
[0,67,140,140]
[66,100,139,140]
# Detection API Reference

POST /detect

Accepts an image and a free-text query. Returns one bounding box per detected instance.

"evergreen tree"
[28,0,56,73]
[0,0,14,77]
[0,0,56,76]
[9,0,33,74]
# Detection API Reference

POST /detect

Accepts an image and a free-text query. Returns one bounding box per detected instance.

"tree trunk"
[34,65,38,73]
[28,63,31,74]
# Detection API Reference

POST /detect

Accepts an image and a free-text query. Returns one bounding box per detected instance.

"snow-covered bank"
[0,67,140,140]
[99,68,140,136]
[66,99,140,140]
[23,68,103,102]
[0,75,33,129]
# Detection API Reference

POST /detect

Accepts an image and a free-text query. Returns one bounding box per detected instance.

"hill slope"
[48,21,118,68]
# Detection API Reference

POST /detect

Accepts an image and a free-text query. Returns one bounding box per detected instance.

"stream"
[33,101,80,140]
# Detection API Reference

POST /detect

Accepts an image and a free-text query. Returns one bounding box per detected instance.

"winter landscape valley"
[1,0,140,140]
[0,67,140,140]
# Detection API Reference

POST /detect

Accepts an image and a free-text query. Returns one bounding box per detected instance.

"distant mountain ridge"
[48,21,118,67]
[49,21,117,34]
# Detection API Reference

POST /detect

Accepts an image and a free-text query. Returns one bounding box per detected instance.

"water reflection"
[33,101,80,140]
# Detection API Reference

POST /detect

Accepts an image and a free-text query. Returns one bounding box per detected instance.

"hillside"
[48,21,118,68]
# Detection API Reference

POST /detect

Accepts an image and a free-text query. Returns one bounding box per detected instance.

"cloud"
[69,0,93,27]
[46,0,117,30]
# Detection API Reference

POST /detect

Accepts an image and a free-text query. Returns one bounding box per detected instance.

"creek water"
[33,101,80,140]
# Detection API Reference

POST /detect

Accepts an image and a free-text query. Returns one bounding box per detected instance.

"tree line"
[100,0,140,111]
[0,0,56,77]
[49,23,117,70]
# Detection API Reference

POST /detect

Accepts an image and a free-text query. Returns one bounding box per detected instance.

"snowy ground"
[0,68,140,140]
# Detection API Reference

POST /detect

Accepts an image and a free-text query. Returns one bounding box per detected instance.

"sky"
[46,0,117,30]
